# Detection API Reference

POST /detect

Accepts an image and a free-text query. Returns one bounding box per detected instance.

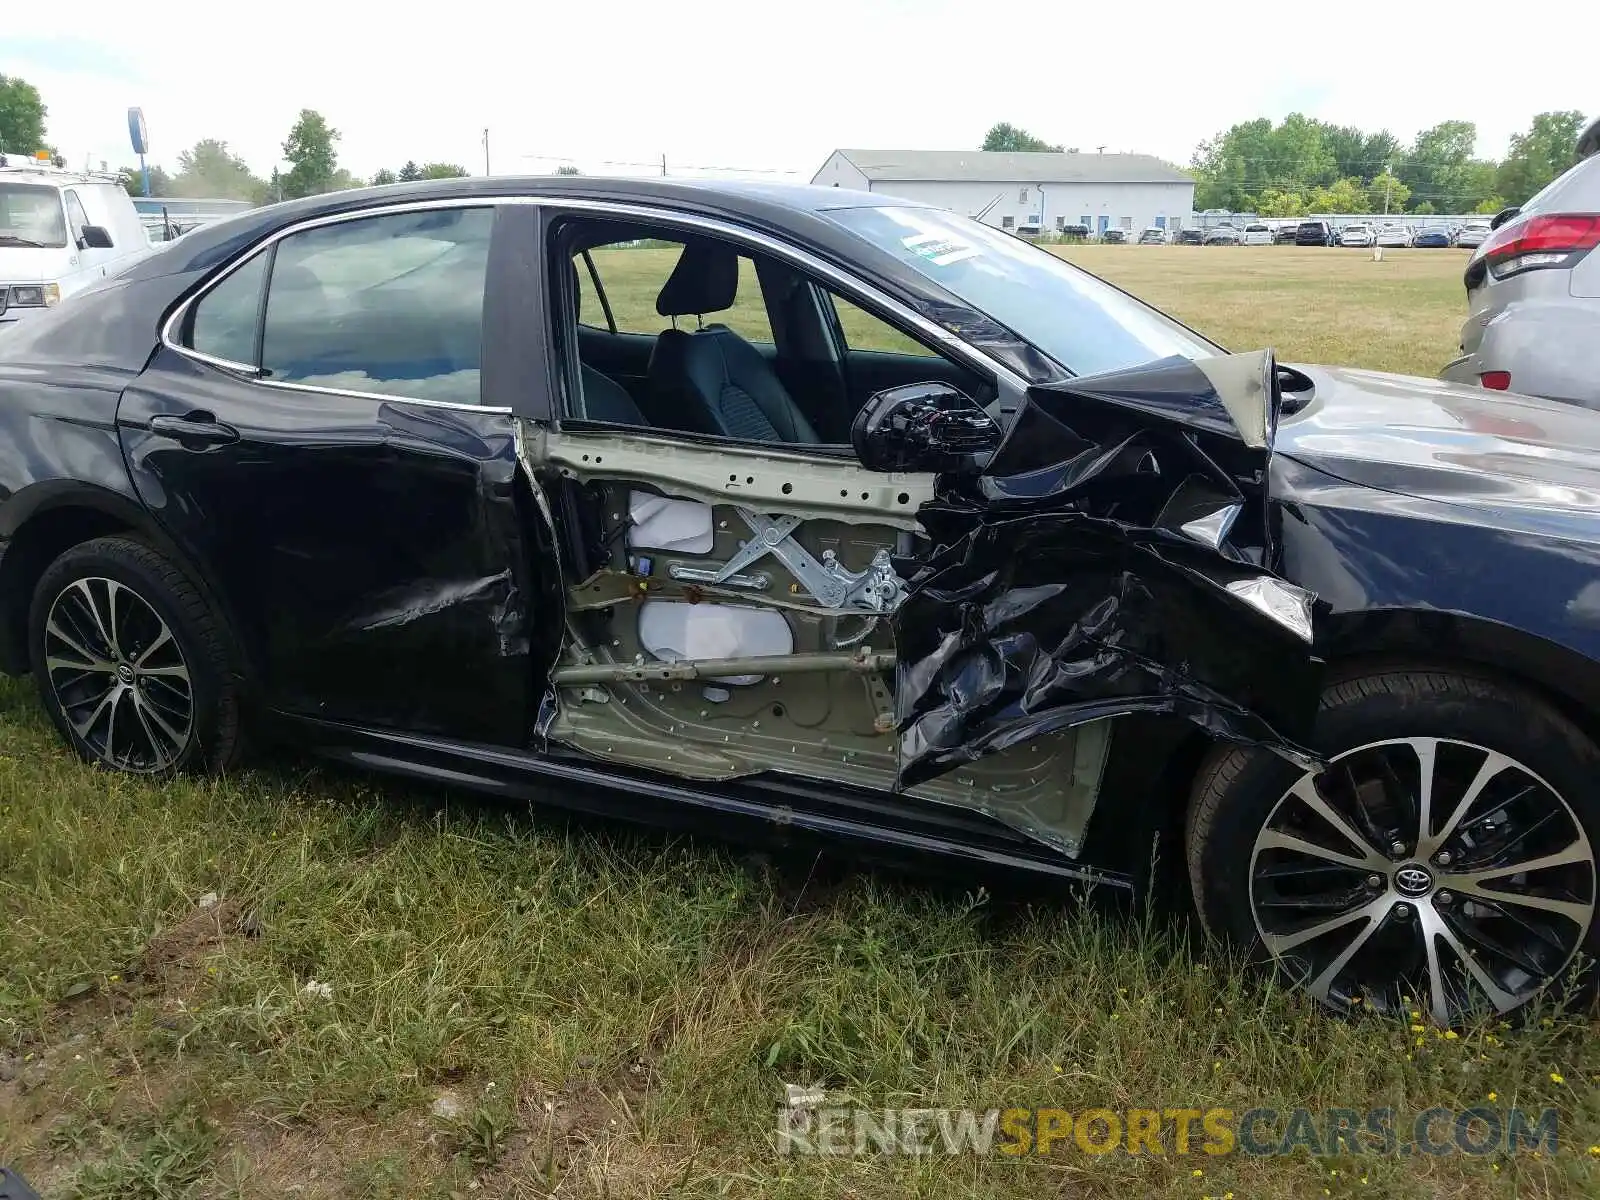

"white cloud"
[4,1,1594,182]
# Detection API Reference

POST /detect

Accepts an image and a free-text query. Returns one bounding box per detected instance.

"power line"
[516,152,803,176]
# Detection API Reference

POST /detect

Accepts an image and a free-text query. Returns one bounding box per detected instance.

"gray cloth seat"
[645,240,818,444]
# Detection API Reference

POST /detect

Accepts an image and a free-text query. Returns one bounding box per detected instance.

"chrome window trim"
[161,191,1033,418]
[543,197,1031,396]
[160,196,527,416]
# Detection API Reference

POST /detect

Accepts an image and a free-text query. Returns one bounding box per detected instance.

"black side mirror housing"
[79,225,114,249]
[1489,206,1520,232]
[851,381,1002,473]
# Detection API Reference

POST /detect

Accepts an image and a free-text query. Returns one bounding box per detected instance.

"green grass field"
[6,247,1599,1200]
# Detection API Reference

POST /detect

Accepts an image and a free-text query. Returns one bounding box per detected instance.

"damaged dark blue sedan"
[1,177,1597,1026]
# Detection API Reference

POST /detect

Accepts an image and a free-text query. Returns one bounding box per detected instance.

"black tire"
[28,535,243,775]
[1187,669,1600,1023]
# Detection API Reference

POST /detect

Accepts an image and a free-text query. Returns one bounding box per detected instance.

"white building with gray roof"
[811,149,1196,238]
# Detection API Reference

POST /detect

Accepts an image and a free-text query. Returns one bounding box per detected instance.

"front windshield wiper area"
[0,234,49,248]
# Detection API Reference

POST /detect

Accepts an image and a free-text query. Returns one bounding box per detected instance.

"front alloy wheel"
[1249,738,1595,1024]
[1189,670,1600,1025]
[43,577,194,771]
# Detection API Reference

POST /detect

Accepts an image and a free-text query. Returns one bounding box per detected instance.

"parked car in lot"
[1272,223,1300,244]
[1441,114,1600,409]
[1339,223,1375,248]
[1177,227,1205,245]
[1101,227,1128,243]
[1454,222,1491,248]
[1,157,156,329]
[1413,228,1452,248]
[4,175,1600,1027]
[1294,220,1337,246]
[1373,224,1411,247]
[1241,223,1273,246]
[1137,227,1167,245]
[1203,224,1241,245]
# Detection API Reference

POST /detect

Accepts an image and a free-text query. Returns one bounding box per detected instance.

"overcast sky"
[5,2,1595,182]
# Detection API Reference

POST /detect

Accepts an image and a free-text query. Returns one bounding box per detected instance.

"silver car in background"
[1441,114,1600,405]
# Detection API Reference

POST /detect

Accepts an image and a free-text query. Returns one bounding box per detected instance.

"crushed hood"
[891,349,1325,790]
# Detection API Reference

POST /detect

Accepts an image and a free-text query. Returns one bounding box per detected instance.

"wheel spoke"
[1284,776,1388,868]
[1443,904,1559,978]
[1257,828,1380,873]
[1420,746,1512,857]
[129,693,174,769]
[1304,900,1391,1001]
[1456,844,1593,885]
[71,580,115,654]
[134,691,186,751]
[138,663,191,681]
[1425,907,1523,1015]
[134,625,174,668]
[1261,896,1385,956]
[45,617,111,670]
[1451,878,1593,927]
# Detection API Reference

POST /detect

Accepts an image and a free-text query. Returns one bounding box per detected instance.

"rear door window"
[259,207,494,405]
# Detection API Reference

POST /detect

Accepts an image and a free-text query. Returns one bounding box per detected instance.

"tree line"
[984,112,1590,217]
[122,110,470,203]
[1,75,467,204]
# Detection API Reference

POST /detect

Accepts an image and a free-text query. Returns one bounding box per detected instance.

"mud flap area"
[892,348,1326,790]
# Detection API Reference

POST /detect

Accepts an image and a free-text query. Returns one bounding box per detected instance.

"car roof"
[138,176,922,268]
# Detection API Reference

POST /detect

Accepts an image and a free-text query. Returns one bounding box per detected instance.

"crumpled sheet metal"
[893,350,1326,790]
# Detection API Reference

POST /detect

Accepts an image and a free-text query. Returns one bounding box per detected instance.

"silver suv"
[1441,115,1600,405]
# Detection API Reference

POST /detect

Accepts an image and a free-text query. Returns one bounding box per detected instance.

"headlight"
[8,283,61,308]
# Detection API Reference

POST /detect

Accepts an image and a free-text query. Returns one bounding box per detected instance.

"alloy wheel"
[43,577,194,772]
[1249,737,1596,1024]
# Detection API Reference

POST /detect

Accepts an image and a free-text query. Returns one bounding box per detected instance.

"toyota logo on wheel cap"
[1395,865,1434,897]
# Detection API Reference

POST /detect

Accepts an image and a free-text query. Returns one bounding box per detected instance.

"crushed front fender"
[893,349,1326,790]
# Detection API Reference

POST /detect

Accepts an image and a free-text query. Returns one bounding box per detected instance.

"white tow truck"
[0,151,155,330]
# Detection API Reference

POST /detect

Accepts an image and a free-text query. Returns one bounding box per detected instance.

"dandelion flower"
[1487,1091,1497,1102]
[1551,1072,1565,1084]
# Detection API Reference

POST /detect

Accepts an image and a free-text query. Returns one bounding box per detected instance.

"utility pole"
[661,153,667,177]
[482,128,491,176]
[1384,162,1392,215]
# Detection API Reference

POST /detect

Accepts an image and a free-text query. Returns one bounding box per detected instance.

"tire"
[28,535,243,775]
[1187,669,1600,1025]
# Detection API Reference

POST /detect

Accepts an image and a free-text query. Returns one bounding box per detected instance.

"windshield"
[0,184,68,248]
[826,205,1218,376]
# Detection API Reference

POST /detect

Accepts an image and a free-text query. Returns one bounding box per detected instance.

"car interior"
[549,217,991,448]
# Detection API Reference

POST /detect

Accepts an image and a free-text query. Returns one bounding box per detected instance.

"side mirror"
[79,225,114,249]
[1489,206,1520,232]
[851,381,1001,473]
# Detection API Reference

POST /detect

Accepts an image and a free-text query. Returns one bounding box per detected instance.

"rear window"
[1245,225,1269,232]
[0,183,68,249]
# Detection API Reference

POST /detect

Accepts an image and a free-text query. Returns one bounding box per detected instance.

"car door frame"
[123,195,559,746]
[539,198,1033,433]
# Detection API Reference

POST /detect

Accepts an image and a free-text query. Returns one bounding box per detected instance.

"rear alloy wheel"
[30,536,242,775]
[42,577,194,771]
[1189,671,1600,1025]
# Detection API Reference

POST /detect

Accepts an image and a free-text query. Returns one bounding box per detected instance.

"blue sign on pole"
[127,108,151,196]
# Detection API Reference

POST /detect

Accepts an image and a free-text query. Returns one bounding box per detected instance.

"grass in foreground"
[4,249,1598,1199]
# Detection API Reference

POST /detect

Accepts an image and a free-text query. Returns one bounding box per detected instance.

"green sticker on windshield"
[902,232,979,267]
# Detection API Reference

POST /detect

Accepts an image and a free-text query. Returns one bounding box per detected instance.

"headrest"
[655,239,738,317]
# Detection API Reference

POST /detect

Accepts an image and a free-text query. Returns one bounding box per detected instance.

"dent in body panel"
[893,350,1326,790]
[117,353,537,743]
